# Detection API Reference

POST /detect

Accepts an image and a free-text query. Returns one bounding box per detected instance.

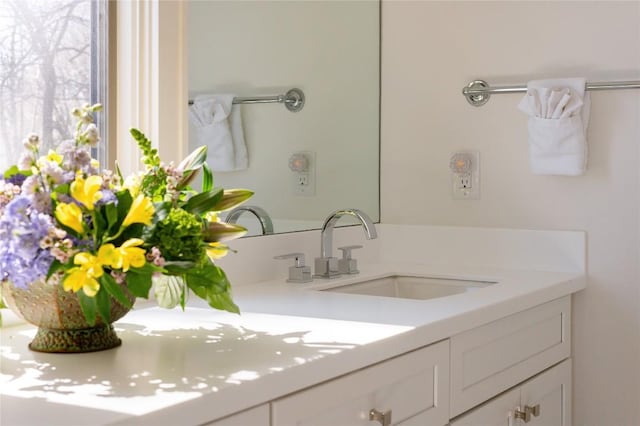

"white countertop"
[0,262,585,426]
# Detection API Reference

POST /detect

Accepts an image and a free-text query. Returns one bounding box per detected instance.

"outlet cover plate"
[451,151,480,200]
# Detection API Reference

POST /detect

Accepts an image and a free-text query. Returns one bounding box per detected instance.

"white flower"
[22,134,40,151]
[21,175,40,195]
[84,123,100,147]
[18,152,35,170]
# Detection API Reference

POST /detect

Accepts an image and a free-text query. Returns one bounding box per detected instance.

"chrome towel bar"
[462,79,640,107]
[188,88,305,112]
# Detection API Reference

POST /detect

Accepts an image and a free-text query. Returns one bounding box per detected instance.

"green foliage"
[99,274,133,309]
[209,189,254,212]
[148,208,205,261]
[78,291,98,326]
[185,261,239,314]
[130,128,160,169]
[202,221,247,243]
[182,188,223,215]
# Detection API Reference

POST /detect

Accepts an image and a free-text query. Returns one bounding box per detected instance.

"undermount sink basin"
[320,275,497,301]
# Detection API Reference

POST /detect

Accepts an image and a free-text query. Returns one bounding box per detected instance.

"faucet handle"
[337,245,363,259]
[274,253,312,283]
[337,245,363,275]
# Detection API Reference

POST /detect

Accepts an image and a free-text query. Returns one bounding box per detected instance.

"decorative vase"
[1,279,134,353]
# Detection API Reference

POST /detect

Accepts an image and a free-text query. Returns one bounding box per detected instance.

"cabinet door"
[520,359,571,426]
[449,388,520,426]
[271,341,449,426]
[450,359,571,426]
[203,404,269,426]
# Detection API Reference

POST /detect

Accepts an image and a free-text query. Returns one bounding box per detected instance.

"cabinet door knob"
[514,404,540,423]
[514,406,531,423]
[369,408,392,426]
[525,404,541,418]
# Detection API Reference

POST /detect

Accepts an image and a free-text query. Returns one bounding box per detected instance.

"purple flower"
[6,173,27,187]
[0,196,54,288]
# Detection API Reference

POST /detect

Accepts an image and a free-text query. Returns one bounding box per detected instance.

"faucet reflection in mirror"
[226,205,274,235]
[314,209,378,279]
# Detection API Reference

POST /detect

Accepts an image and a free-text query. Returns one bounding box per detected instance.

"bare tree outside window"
[0,0,103,172]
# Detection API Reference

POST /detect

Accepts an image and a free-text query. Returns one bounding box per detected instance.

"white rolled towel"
[189,94,248,172]
[517,78,590,176]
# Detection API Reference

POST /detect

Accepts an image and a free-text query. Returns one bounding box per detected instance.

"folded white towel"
[189,94,248,172]
[517,78,590,176]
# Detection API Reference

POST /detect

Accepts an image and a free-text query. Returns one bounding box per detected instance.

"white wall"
[188,1,379,227]
[381,1,640,425]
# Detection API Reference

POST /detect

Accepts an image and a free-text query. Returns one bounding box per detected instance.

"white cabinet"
[271,340,450,426]
[203,404,269,426]
[450,359,572,426]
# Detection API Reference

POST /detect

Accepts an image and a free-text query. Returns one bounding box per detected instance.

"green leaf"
[206,292,240,314]
[95,287,112,323]
[3,165,31,179]
[104,202,119,232]
[77,291,98,326]
[202,221,247,243]
[185,262,240,314]
[46,259,65,281]
[0,285,6,309]
[116,190,133,226]
[182,188,223,215]
[125,270,153,298]
[177,146,207,173]
[209,189,254,213]
[93,207,107,238]
[154,275,184,309]
[202,163,213,192]
[163,261,197,275]
[100,274,133,309]
[53,183,70,194]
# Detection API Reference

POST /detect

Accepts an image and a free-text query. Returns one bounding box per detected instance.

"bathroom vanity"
[0,225,585,425]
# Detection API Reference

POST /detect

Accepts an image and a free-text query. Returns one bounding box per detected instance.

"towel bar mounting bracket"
[284,88,305,112]
[463,80,491,107]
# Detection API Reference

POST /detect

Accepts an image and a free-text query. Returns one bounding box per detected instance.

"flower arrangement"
[0,104,251,326]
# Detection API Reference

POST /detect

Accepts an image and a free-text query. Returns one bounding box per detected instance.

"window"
[0,0,108,171]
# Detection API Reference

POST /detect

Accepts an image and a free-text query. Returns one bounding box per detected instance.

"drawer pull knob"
[369,409,392,426]
[514,404,540,423]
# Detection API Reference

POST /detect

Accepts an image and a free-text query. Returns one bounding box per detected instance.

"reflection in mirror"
[188,0,380,236]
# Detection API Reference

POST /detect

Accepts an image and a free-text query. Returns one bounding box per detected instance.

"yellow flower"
[46,150,63,164]
[63,268,100,297]
[36,150,63,168]
[206,242,229,260]
[122,194,154,227]
[117,238,147,271]
[122,174,142,197]
[63,252,104,297]
[70,174,103,210]
[93,241,145,271]
[96,243,120,268]
[55,202,85,234]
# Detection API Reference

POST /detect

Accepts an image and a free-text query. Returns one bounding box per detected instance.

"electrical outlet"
[450,151,480,200]
[291,151,316,196]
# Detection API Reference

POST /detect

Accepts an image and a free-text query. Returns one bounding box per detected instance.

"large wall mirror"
[187,0,380,236]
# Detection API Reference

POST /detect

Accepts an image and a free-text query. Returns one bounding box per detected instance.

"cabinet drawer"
[272,340,449,426]
[450,296,570,417]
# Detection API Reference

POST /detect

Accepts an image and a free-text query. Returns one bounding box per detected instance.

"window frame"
[113,0,187,175]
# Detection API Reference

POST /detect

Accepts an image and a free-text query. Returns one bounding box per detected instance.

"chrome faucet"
[225,205,274,235]
[314,209,377,278]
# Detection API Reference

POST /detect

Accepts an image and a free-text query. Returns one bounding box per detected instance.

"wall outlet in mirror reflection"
[291,151,316,196]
